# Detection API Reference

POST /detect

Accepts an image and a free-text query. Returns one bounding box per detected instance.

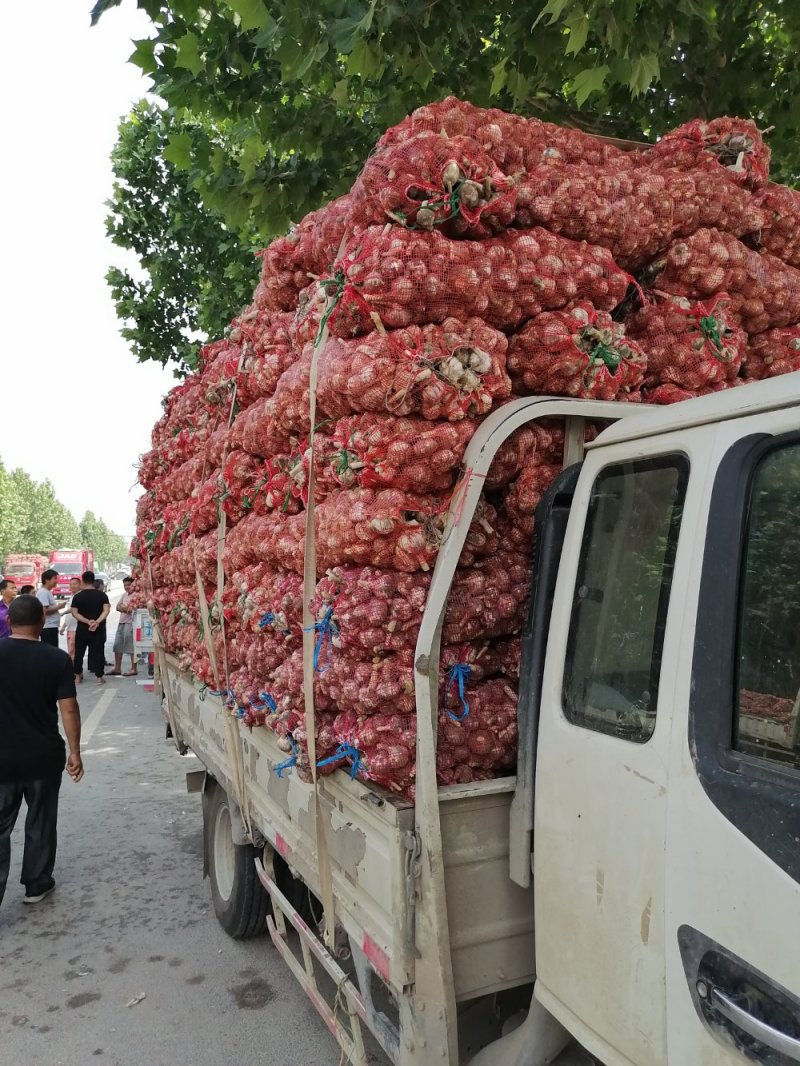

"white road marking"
[80,686,117,746]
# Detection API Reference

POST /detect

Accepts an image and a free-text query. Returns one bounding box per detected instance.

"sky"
[0,2,175,540]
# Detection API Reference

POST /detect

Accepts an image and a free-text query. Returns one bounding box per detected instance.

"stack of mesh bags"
[133,98,800,800]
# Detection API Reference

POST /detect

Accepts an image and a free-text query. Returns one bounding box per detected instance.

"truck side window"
[563,456,688,742]
[736,443,800,771]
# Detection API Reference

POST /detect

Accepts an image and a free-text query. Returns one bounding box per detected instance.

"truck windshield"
[563,454,688,743]
[5,564,33,575]
[51,562,83,575]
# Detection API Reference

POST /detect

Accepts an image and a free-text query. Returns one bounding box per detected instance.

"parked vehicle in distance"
[95,571,111,588]
[48,548,95,598]
[113,567,131,580]
[3,554,49,590]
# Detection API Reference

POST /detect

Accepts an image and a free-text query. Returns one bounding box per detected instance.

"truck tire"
[205,785,269,939]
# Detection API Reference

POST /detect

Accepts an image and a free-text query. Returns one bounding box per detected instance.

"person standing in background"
[18,585,34,597]
[110,576,137,676]
[71,572,110,685]
[36,570,64,648]
[60,577,81,661]
[0,595,83,908]
[0,580,18,639]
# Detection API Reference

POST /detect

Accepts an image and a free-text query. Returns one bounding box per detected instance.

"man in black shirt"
[0,595,83,908]
[71,570,110,685]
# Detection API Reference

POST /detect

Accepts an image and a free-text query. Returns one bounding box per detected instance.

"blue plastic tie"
[304,605,339,673]
[274,737,300,778]
[445,663,472,721]
[316,743,361,780]
[258,611,275,630]
[253,691,277,715]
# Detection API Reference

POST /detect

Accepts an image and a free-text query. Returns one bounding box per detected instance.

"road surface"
[0,587,341,1066]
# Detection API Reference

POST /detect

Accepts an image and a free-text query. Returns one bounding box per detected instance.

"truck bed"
[162,654,535,1004]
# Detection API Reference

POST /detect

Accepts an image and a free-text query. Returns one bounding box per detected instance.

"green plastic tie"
[315,267,346,348]
[593,341,622,374]
[699,314,724,356]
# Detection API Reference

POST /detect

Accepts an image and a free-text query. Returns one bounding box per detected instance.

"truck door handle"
[710,986,800,1062]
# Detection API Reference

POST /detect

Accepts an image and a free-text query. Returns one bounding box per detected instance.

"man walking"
[36,569,64,648]
[71,571,110,685]
[0,579,17,638]
[0,596,83,908]
[111,576,137,676]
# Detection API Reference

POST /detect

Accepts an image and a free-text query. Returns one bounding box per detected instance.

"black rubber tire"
[205,785,269,939]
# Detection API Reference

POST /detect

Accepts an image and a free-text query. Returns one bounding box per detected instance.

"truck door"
[533,442,692,1066]
[666,427,800,1065]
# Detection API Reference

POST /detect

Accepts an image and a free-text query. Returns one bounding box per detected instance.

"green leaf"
[129,38,158,75]
[571,64,610,107]
[174,33,204,76]
[489,57,508,96]
[89,0,122,26]
[565,12,590,55]
[163,132,193,170]
[629,52,661,96]
[533,0,571,29]
[331,78,349,107]
[222,0,272,32]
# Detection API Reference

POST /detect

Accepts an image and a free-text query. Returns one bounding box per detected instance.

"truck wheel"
[205,785,269,939]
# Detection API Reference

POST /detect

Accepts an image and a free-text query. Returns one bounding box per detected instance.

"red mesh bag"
[219,450,273,524]
[327,226,631,337]
[640,380,741,404]
[507,301,646,399]
[484,420,571,491]
[188,473,221,535]
[256,193,353,312]
[627,293,745,389]
[204,423,231,467]
[379,97,635,174]
[316,317,511,422]
[199,340,241,411]
[515,163,762,269]
[443,553,531,644]
[436,678,518,786]
[231,310,296,405]
[646,229,800,334]
[223,511,306,574]
[158,454,206,503]
[745,325,800,380]
[646,117,770,190]
[350,133,517,237]
[232,397,293,458]
[270,356,316,435]
[318,413,477,495]
[312,567,428,657]
[242,568,303,636]
[755,183,800,268]
[501,460,563,545]
[316,487,498,573]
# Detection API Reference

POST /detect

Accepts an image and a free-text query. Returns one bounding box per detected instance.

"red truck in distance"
[48,549,95,598]
[2,554,49,589]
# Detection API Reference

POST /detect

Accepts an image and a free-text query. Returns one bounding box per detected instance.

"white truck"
[155,376,800,1066]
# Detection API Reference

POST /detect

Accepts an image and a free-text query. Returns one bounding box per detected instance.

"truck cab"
[48,549,95,597]
[473,373,800,1065]
[155,375,800,1066]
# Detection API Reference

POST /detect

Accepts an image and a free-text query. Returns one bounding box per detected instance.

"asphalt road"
[0,586,341,1066]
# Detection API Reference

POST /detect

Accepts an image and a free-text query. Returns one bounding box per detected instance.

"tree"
[106,102,261,372]
[95,0,799,248]
[96,1,800,371]
[0,460,26,561]
[79,511,129,565]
